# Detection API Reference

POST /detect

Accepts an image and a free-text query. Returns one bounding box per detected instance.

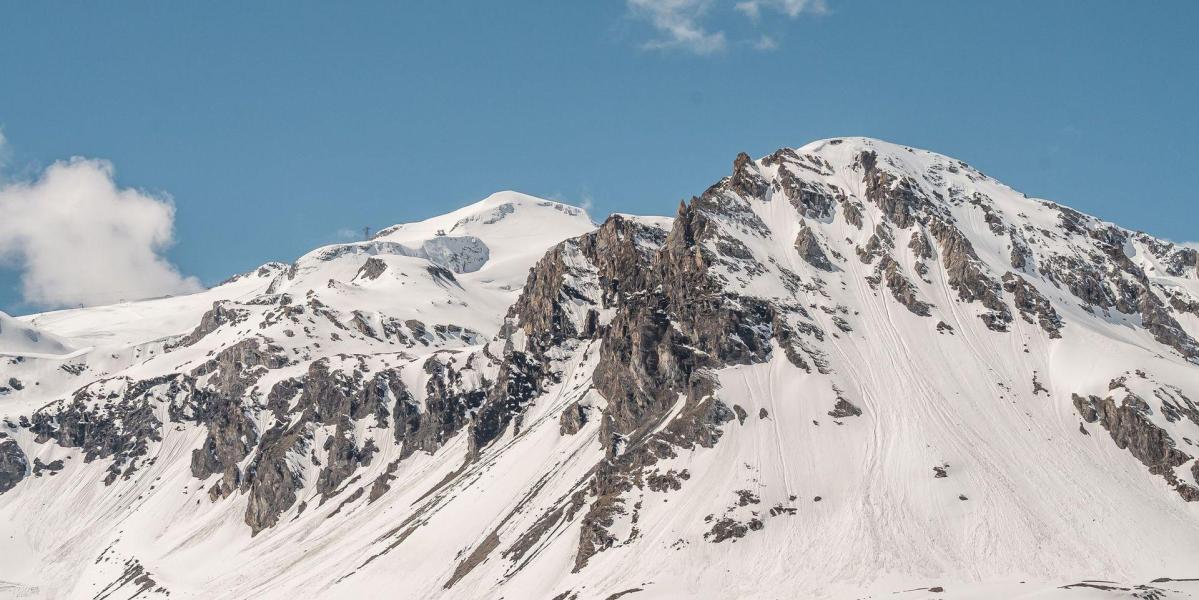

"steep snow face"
[2,143,1199,600]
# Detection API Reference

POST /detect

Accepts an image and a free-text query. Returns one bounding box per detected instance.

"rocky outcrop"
[858,151,933,229]
[729,152,770,200]
[316,427,377,499]
[842,201,864,229]
[185,339,290,499]
[29,378,168,485]
[828,398,862,419]
[470,215,670,457]
[243,421,307,534]
[857,223,894,265]
[170,301,249,349]
[1074,393,1195,501]
[355,257,388,280]
[396,356,478,457]
[794,225,833,271]
[1136,290,1199,361]
[765,150,840,220]
[929,218,1011,331]
[909,230,933,261]
[0,436,27,494]
[232,360,407,532]
[565,187,819,570]
[1002,273,1063,338]
[877,257,932,317]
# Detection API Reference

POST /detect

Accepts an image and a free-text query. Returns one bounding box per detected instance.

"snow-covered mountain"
[2,140,1198,599]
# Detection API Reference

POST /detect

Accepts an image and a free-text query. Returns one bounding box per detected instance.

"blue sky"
[0,1,1196,313]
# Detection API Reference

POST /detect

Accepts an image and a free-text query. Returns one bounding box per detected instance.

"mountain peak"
[1,142,1197,599]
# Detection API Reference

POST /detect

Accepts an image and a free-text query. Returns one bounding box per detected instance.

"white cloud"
[628,0,826,55]
[628,0,727,55]
[752,34,779,50]
[334,227,362,241]
[0,156,201,309]
[735,0,827,19]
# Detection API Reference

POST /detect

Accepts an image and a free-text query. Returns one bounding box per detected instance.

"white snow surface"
[1,143,1198,600]
[0,311,75,357]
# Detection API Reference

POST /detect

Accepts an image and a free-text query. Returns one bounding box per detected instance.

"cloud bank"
[628,0,826,54]
[0,154,201,309]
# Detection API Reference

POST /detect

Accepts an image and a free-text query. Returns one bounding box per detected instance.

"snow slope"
[1,143,1198,600]
[0,311,75,358]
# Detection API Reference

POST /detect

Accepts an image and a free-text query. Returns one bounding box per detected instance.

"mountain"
[1,140,1198,599]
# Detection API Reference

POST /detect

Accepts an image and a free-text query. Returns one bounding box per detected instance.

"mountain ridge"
[1,138,1198,599]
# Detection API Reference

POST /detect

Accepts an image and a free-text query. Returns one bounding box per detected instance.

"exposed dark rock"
[858,150,933,229]
[560,401,590,435]
[316,428,377,500]
[735,489,760,506]
[1156,387,1199,426]
[184,339,289,499]
[1009,230,1033,271]
[929,218,1011,331]
[1163,246,1199,277]
[704,516,761,543]
[857,223,894,265]
[1002,273,1063,338]
[243,421,307,534]
[1074,392,1196,501]
[729,152,769,200]
[425,264,460,288]
[470,350,543,457]
[1039,254,1115,310]
[397,356,477,458]
[733,405,748,425]
[0,438,28,494]
[878,257,933,316]
[909,230,934,260]
[794,225,833,271]
[234,360,406,532]
[828,398,862,419]
[355,257,388,281]
[474,215,670,456]
[842,201,864,229]
[29,378,168,485]
[604,588,644,600]
[777,169,840,219]
[1073,394,1099,423]
[31,458,64,476]
[646,469,690,492]
[1032,372,1049,396]
[769,504,797,516]
[170,301,249,349]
